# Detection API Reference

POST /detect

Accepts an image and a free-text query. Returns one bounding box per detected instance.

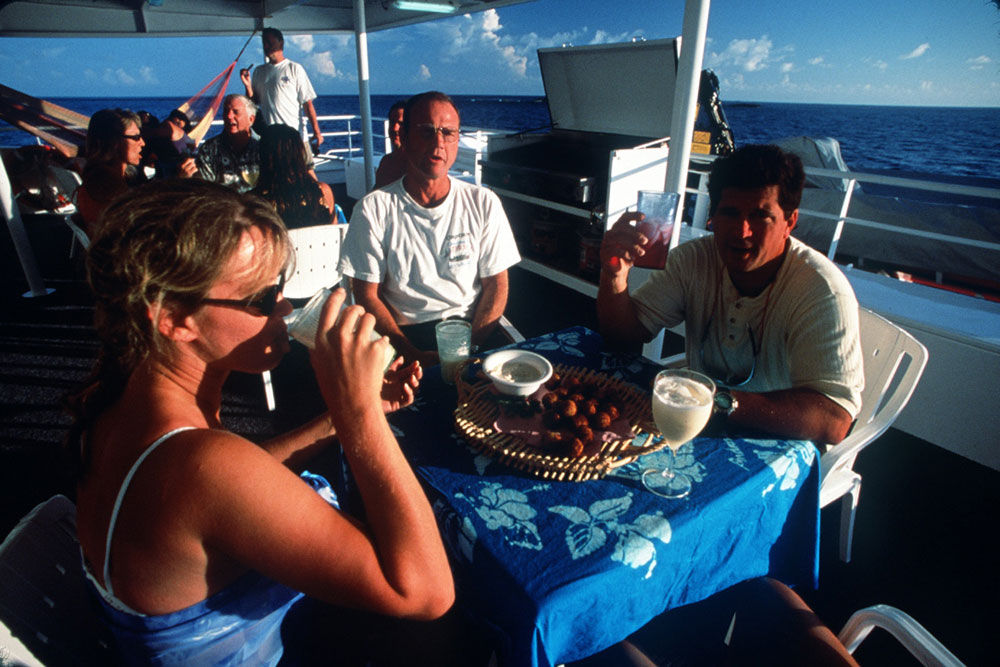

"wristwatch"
[714,388,738,417]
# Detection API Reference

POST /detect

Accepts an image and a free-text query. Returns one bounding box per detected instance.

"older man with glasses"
[597,144,863,446]
[339,91,521,367]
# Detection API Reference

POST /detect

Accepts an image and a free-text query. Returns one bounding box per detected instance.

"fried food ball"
[543,430,568,447]
[580,398,599,416]
[541,391,560,407]
[569,438,585,458]
[571,413,589,430]
[574,424,594,443]
[555,399,578,418]
[590,411,612,430]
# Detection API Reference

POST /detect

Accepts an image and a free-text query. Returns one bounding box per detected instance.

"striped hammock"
[0,62,237,157]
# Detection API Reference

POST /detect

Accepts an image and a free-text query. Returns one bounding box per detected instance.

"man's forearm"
[470,272,508,345]
[728,387,853,445]
[597,269,650,346]
[351,279,423,359]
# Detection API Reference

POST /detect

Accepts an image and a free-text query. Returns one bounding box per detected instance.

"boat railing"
[685,153,1000,277]
[211,113,499,185]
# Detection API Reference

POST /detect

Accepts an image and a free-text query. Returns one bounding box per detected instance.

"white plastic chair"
[262,223,349,411]
[0,495,118,666]
[838,604,964,666]
[821,307,928,562]
[661,307,927,563]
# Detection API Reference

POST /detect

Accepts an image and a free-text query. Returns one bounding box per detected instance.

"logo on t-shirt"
[446,233,473,266]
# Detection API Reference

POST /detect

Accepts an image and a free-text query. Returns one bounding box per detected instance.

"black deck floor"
[2,214,995,665]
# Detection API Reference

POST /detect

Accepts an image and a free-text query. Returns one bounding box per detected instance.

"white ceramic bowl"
[482,349,553,396]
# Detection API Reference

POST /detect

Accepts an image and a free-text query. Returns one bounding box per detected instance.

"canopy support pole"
[353,0,376,191]
[666,0,711,250]
[0,156,54,297]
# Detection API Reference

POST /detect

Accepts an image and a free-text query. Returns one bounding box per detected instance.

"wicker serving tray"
[454,361,663,481]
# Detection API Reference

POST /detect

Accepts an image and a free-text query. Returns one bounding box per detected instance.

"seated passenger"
[196,94,260,192]
[144,108,197,180]
[339,91,521,365]
[374,99,407,189]
[597,144,864,445]
[570,577,860,666]
[69,180,456,665]
[253,123,336,228]
[77,108,147,229]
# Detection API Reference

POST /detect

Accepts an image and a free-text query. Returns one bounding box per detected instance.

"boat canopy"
[0,0,533,37]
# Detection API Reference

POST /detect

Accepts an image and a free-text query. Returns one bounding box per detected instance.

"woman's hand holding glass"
[310,288,395,421]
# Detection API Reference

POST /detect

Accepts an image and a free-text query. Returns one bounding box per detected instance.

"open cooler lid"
[538,38,680,139]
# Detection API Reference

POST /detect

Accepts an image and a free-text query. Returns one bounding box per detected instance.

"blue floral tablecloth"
[387,326,820,667]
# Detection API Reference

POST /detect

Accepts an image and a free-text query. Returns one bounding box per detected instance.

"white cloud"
[808,56,824,66]
[589,29,634,45]
[102,68,136,86]
[967,55,991,70]
[310,52,337,77]
[900,43,930,60]
[289,35,315,53]
[708,36,775,72]
[139,66,157,84]
[419,64,431,80]
[781,62,794,73]
[873,60,888,71]
[920,80,933,91]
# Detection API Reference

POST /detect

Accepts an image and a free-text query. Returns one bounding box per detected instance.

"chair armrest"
[498,315,525,343]
[838,604,964,666]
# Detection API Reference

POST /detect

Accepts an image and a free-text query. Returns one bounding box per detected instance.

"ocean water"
[2,93,998,181]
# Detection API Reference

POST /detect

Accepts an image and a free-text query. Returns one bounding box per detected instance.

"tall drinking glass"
[435,319,472,384]
[642,369,716,498]
[633,191,679,269]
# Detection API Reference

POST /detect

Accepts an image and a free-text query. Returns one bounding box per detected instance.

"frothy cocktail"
[651,372,715,449]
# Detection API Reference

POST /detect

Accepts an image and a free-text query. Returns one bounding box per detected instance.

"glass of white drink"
[642,369,716,498]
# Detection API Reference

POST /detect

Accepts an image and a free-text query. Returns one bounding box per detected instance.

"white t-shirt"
[251,59,316,133]
[632,235,864,418]
[339,177,521,324]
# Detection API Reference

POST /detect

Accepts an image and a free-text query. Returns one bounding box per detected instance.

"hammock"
[0,33,253,155]
[0,83,89,158]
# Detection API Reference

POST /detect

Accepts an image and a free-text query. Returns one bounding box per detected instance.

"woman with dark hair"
[68,179,455,665]
[253,123,337,228]
[77,108,147,229]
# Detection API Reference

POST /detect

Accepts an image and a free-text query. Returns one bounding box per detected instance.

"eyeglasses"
[200,274,285,317]
[414,124,461,143]
[123,133,143,142]
[699,316,758,388]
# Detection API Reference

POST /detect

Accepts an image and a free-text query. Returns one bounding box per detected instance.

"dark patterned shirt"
[196,134,260,193]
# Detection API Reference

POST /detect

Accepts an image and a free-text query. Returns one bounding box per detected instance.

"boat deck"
[1,213,994,665]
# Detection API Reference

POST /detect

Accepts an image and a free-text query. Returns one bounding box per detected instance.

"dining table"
[378,326,820,667]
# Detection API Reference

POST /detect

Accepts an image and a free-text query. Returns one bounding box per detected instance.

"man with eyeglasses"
[597,144,863,446]
[340,91,521,366]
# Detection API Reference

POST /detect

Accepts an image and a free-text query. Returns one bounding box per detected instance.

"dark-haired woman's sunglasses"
[200,274,285,317]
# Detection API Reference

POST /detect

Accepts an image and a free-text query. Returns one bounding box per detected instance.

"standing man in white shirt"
[240,27,324,155]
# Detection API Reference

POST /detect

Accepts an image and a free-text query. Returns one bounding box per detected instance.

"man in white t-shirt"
[240,27,323,154]
[340,91,521,366]
[597,144,864,446]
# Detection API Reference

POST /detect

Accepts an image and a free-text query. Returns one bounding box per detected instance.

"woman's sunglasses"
[200,274,285,317]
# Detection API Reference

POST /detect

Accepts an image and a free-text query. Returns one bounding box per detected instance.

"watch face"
[714,390,734,413]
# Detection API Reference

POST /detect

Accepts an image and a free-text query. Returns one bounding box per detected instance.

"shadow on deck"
[1,214,994,665]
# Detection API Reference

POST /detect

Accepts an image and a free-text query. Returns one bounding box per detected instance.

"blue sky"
[1,0,998,106]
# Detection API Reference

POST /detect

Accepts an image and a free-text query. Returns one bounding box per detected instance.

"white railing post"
[692,170,710,229]
[1,156,54,297]
[827,178,857,260]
